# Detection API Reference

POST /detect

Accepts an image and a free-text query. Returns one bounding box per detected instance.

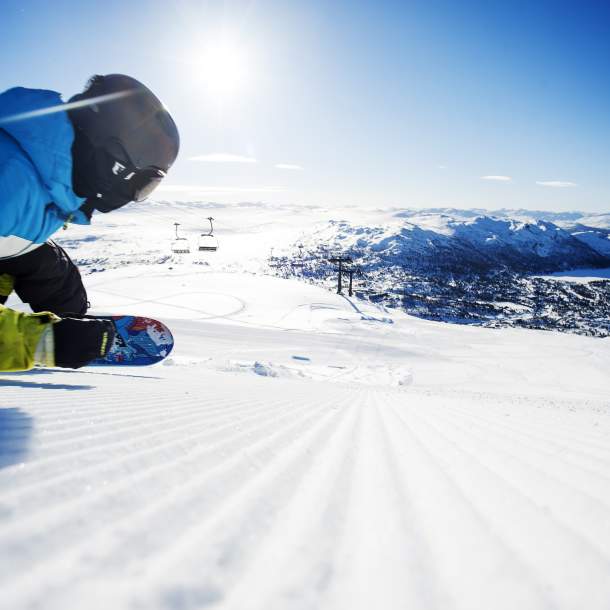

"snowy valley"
[264,206,610,336]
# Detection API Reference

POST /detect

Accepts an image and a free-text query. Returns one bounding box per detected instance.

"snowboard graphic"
[89,315,174,366]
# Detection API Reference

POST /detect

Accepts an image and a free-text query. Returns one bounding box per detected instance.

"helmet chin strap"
[79,200,97,219]
[79,194,131,217]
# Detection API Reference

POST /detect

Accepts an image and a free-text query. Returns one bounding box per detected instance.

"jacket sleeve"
[0,304,58,372]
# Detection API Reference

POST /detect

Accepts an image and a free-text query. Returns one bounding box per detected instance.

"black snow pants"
[0,241,88,315]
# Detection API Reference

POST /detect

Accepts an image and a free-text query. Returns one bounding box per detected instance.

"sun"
[196,37,250,97]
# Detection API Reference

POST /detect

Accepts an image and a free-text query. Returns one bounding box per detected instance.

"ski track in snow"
[2,203,610,610]
[2,367,610,610]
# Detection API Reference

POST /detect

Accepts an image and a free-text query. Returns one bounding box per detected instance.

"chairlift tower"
[347,267,354,297]
[329,256,352,295]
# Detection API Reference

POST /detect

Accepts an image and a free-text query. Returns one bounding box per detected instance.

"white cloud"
[481,175,512,182]
[189,153,258,163]
[536,180,577,188]
[157,184,282,194]
[275,163,304,170]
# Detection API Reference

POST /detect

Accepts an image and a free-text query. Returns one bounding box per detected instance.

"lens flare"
[0,91,132,125]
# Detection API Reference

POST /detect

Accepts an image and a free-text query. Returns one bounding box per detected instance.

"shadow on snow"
[0,408,33,469]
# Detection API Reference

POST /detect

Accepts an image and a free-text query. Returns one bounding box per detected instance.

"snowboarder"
[0,74,180,371]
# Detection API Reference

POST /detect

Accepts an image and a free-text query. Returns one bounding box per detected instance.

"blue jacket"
[0,87,89,260]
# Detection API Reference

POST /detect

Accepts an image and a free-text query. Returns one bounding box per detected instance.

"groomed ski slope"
[2,206,610,610]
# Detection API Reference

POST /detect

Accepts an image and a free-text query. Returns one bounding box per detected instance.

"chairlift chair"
[198,217,219,252]
[171,222,191,254]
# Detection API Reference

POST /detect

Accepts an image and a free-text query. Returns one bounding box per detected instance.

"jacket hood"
[0,87,88,222]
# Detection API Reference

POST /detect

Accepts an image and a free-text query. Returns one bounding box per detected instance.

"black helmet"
[68,74,180,213]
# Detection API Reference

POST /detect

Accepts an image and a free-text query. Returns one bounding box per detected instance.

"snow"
[541,267,610,283]
[2,201,610,610]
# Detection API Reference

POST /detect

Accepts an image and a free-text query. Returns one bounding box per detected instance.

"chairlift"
[291,245,305,269]
[171,222,191,254]
[198,217,219,252]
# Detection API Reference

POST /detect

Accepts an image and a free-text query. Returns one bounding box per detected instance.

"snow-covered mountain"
[303,213,610,274]
[561,223,610,257]
[2,200,610,610]
[51,200,610,335]
[51,200,610,276]
[392,207,610,229]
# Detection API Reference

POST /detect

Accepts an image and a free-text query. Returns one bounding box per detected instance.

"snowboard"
[89,315,174,366]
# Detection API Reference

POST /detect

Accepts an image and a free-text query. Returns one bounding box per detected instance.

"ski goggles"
[92,139,166,211]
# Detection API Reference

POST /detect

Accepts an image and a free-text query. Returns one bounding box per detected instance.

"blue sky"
[1,0,609,211]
